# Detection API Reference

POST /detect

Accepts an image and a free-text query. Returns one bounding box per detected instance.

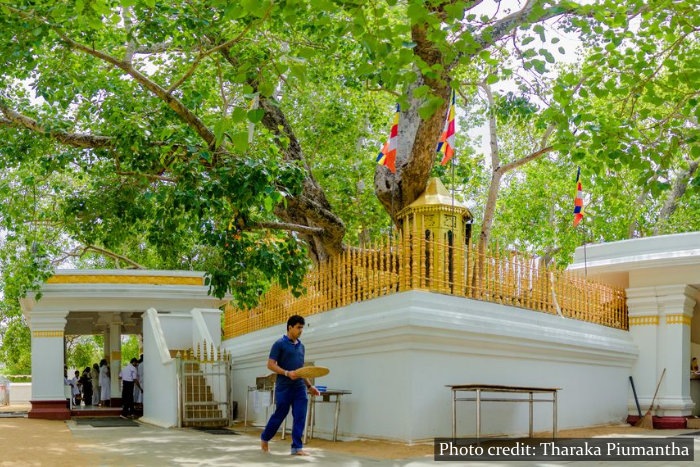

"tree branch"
[115,171,177,183]
[461,0,577,61]
[653,157,700,235]
[217,46,346,260]
[55,245,145,269]
[122,6,137,63]
[0,102,113,149]
[167,5,273,94]
[479,82,500,169]
[84,245,145,268]
[133,42,173,54]
[253,221,324,235]
[1,102,193,158]
[53,32,217,149]
[500,145,555,173]
[4,5,217,148]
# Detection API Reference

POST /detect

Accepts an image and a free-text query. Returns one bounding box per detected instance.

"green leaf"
[213,118,230,146]
[532,59,546,74]
[540,49,555,63]
[418,96,443,119]
[247,108,265,123]
[533,24,546,42]
[231,107,248,123]
[412,85,431,99]
[231,131,249,152]
[485,74,499,85]
[406,3,427,22]
[259,81,275,97]
[263,195,274,212]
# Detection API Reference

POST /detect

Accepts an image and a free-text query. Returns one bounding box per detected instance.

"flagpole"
[451,149,456,232]
[376,102,400,242]
[572,166,587,278]
[582,222,588,279]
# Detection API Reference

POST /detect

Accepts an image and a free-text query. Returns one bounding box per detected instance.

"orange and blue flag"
[376,104,399,173]
[573,167,584,227]
[437,89,456,165]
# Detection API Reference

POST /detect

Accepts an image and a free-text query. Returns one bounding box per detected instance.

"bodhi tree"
[0,0,697,308]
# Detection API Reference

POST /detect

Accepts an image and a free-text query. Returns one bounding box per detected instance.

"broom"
[635,368,666,429]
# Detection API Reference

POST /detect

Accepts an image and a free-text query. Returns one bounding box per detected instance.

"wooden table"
[447,384,559,439]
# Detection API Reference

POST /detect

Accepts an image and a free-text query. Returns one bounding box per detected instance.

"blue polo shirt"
[269,335,305,388]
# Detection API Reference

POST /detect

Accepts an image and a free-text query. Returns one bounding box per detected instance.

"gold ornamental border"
[628,316,659,326]
[47,275,203,286]
[32,330,64,338]
[666,314,692,326]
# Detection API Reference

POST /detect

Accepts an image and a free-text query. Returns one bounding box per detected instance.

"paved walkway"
[66,424,699,466]
[2,407,700,466]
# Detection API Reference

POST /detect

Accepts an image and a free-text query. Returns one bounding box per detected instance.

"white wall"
[142,313,178,428]
[140,308,223,428]
[224,291,638,443]
[7,383,32,405]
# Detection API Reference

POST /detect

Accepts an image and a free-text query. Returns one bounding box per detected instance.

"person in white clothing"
[70,370,81,406]
[120,358,142,418]
[90,363,100,406]
[133,354,144,408]
[98,359,111,407]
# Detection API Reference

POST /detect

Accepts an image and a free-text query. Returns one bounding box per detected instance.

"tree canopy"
[0,0,698,324]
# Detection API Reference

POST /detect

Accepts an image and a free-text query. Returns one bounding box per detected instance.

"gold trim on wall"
[629,316,659,326]
[110,351,122,361]
[47,275,203,286]
[32,330,64,338]
[666,314,692,326]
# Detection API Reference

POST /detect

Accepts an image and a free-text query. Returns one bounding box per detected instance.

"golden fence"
[223,235,627,338]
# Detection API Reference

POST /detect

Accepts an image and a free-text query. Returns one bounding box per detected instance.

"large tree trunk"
[373,23,451,223]
[653,158,699,235]
[373,79,451,222]
[258,96,346,262]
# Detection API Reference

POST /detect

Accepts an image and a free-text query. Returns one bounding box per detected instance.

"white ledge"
[569,232,700,273]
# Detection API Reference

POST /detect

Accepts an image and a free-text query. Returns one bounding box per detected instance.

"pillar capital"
[626,285,697,318]
[655,285,697,318]
[626,287,660,318]
[28,309,69,331]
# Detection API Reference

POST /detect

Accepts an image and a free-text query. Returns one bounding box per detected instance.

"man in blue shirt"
[260,315,320,455]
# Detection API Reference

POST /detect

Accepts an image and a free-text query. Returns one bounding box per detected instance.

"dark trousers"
[121,380,135,416]
[260,384,308,452]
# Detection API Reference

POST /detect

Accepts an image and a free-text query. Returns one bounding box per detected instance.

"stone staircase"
[181,361,227,428]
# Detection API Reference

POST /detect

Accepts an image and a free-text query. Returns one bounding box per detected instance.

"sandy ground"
[232,422,662,460]
[0,404,673,464]
[0,415,92,466]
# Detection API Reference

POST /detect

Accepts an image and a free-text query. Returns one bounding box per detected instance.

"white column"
[626,286,661,414]
[30,309,69,400]
[656,285,697,416]
[109,319,122,400]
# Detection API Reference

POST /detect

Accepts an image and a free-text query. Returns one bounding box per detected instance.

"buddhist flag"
[376,104,399,173]
[437,89,456,165]
[573,167,584,227]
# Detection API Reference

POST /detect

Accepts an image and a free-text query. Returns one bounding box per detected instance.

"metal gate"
[176,345,232,428]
